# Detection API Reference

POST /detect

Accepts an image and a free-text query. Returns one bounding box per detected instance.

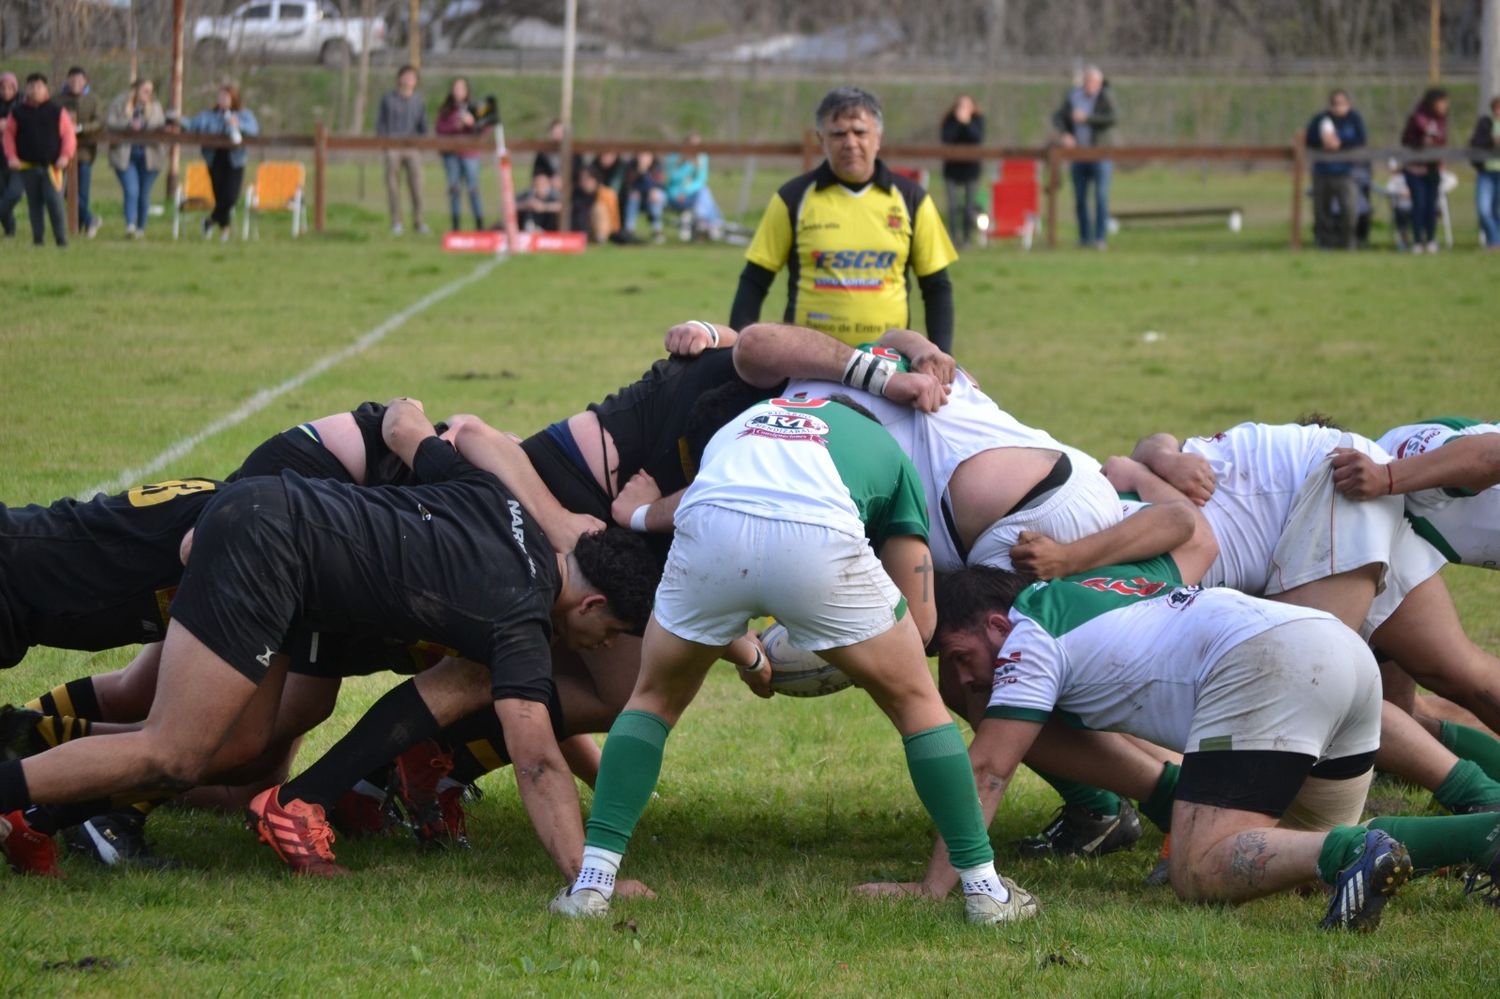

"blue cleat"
[1320,828,1412,931]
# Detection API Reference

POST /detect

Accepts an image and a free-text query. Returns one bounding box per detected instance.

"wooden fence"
[66,129,1496,249]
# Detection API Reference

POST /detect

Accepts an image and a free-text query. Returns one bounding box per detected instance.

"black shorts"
[228,427,353,484]
[0,585,24,669]
[521,425,612,523]
[1175,749,1379,817]
[287,631,450,679]
[169,478,303,684]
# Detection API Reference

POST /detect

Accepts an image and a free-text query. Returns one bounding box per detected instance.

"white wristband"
[738,648,766,674]
[629,504,651,532]
[689,320,720,348]
[842,350,898,397]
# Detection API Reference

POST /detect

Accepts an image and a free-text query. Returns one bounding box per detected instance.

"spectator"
[569,166,619,242]
[59,66,102,238]
[1305,89,1367,250]
[532,119,566,188]
[181,83,259,240]
[1400,87,1448,254]
[592,150,629,199]
[1469,95,1500,250]
[622,150,665,242]
[434,77,485,232]
[515,172,560,231]
[664,132,723,239]
[940,94,985,247]
[106,78,165,239]
[0,72,18,238]
[376,65,428,236]
[1051,65,1117,249]
[1,72,75,247]
[732,86,957,351]
[1381,161,1415,251]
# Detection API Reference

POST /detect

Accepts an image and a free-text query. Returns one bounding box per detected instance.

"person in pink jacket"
[0,72,76,247]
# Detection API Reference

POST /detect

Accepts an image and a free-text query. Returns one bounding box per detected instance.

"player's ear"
[577,592,609,616]
[178,528,196,566]
[983,612,1012,646]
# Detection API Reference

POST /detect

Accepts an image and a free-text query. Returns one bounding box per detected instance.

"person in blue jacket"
[1305,89,1367,250]
[182,82,259,240]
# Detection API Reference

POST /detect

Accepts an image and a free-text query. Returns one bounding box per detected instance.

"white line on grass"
[81,257,502,499]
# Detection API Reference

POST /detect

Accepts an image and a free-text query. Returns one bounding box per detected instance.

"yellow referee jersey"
[744,160,957,347]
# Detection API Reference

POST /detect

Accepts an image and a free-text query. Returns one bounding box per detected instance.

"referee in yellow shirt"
[730,87,958,352]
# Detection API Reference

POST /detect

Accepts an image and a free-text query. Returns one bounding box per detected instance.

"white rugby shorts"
[653,504,904,651]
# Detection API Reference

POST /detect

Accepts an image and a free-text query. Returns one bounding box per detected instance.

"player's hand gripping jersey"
[1378,418,1500,568]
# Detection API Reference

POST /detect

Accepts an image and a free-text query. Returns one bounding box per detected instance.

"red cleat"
[247,787,348,877]
[1,809,63,878]
[392,741,467,847]
[330,781,398,839]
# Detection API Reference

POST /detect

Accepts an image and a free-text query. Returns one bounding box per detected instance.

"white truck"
[194,0,387,66]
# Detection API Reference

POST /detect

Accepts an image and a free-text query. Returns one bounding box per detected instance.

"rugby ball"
[761,622,853,697]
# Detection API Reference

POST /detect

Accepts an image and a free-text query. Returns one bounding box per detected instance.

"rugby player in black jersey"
[0,399,659,885]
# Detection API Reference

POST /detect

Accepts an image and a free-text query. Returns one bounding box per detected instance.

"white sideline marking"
[81,257,501,499]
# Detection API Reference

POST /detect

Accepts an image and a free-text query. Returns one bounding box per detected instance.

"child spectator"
[664,133,722,240]
[623,150,665,242]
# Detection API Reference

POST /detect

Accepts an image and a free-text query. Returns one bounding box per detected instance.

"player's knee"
[151,742,214,788]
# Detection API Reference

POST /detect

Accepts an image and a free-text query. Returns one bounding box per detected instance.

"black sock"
[440,708,512,784]
[283,681,440,808]
[28,798,118,834]
[0,759,33,813]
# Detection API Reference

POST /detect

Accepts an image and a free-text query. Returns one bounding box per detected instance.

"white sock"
[352,779,386,801]
[436,777,463,794]
[573,845,623,899]
[958,862,1009,903]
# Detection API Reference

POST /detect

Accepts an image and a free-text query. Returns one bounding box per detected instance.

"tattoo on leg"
[1228,830,1276,890]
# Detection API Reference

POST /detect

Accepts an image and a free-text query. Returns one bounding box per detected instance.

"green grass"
[2,195,1499,994]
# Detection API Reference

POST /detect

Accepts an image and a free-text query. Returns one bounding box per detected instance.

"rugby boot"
[1320,829,1413,931]
[549,885,611,918]
[0,705,49,761]
[964,876,1041,925]
[330,780,400,839]
[63,810,179,869]
[1016,798,1143,859]
[391,740,467,847]
[1144,835,1172,886]
[247,786,347,877]
[1,808,63,877]
[1462,817,1500,908]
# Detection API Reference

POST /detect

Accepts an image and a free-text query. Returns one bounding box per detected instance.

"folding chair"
[244,161,308,239]
[172,161,215,240]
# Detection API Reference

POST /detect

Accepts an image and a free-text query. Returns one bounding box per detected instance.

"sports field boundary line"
[80,257,502,499]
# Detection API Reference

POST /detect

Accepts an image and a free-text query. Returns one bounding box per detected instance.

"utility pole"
[168,0,185,200]
[1430,0,1442,83]
[1482,0,1500,105]
[558,0,578,229]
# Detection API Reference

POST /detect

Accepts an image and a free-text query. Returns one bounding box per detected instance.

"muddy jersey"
[1182,422,1387,592]
[1378,418,1500,568]
[679,397,928,549]
[985,555,1333,751]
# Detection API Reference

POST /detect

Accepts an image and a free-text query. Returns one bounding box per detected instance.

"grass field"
[2,202,1498,995]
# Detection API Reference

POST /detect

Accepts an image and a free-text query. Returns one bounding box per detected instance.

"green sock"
[1137,761,1180,834]
[1316,825,1369,884]
[903,723,994,870]
[1433,759,1500,812]
[1369,813,1500,870]
[1439,721,1500,783]
[1034,770,1122,817]
[583,710,671,855]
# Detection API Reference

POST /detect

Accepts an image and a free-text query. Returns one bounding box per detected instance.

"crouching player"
[550,395,1038,925]
[879,560,1500,927]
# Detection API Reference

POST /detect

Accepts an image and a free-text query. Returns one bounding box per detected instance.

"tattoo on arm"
[1227,830,1276,891]
[916,556,932,601]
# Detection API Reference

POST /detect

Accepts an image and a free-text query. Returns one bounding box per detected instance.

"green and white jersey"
[785,344,1094,571]
[985,555,1334,751]
[1378,418,1500,569]
[679,397,929,549]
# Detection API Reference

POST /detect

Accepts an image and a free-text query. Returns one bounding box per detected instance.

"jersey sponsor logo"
[255,646,275,668]
[1394,427,1444,458]
[768,397,831,409]
[814,276,884,292]
[992,650,1023,685]
[126,478,217,508]
[507,500,538,577]
[886,210,904,230]
[1166,587,1202,610]
[811,249,898,271]
[738,407,830,446]
[1075,576,1171,598]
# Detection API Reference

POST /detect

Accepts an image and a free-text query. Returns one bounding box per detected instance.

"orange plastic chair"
[244,161,307,239]
[172,161,216,240]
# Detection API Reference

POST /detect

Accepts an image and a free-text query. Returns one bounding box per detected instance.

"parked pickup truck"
[194,0,387,66]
